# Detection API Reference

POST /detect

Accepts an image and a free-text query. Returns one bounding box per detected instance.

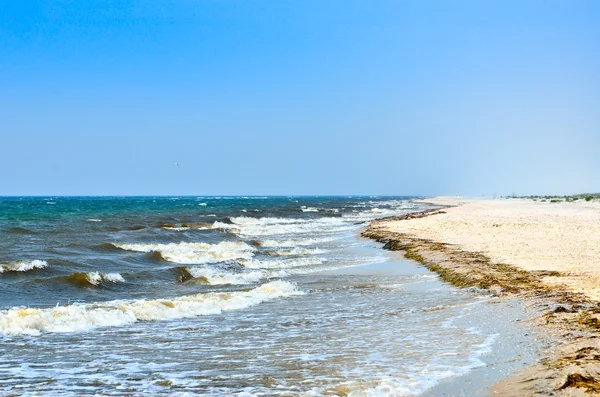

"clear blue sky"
[1,1,599,196]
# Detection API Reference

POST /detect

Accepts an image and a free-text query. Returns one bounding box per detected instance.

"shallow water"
[0,197,539,396]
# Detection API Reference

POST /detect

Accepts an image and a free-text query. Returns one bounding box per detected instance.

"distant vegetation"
[505,193,600,203]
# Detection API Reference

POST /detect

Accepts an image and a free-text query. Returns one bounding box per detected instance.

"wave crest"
[260,236,339,247]
[162,223,212,231]
[239,257,324,269]
[183,266,266,285]
[212,217,352,237]
[0,280,302,336]
[0,260,48,274]
[113,241,255,264]
[268,247,327,256]
[62,272,125,287]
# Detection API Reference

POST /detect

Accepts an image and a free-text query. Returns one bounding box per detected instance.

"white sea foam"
[162,225,211,231]
[271,247,327,256]
[0,280,302,336]
[212,221,235,229]
[317,346,496,397]
[86,219,102,222]
[240,257,324,269]
[345,208,402,222]
[114,241,254,264]
[185,266,266,285]
[260,236,340,247]
[301,206,319,212]
[214,217,353,237]
[85,272,125,285]
[0,260,48,274]
[325,376,446,397]
[62,271,126,287]
[231,216,308,225]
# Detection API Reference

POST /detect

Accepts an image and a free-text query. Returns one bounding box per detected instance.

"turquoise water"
[0,196,506,396]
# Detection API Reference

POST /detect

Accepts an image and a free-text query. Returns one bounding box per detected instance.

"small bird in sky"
[175,162,180,167]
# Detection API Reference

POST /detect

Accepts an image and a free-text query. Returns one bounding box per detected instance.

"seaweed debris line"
[362,197,600,396]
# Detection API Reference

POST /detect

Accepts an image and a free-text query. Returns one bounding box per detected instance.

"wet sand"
[325,251,552,397]
[363,198,600,396]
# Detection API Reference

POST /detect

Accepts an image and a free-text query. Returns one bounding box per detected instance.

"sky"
[1,1,599,196]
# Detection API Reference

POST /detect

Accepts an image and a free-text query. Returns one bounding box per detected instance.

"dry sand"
[363,197,600,396]
[380,197,600,301]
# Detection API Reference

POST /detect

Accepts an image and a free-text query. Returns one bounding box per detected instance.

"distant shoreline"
[363,197,600,396]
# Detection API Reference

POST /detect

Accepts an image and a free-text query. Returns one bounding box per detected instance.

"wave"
[4,227,37,235]
[259,236,340,247]
[239,257,324,269]
[317,332,498,397]
[157,222,177,229]
[113,241,255,264]
[0,260,48,274]
[212,217,307,232]
[61,272,125,287]
[125,225,146,231]
[145,251,168,262]
[94,243,126,252]
[180,259,356,281]
[268,247,327,256]
[182,266,266,285]
[345,207,405,222]
[230,216,308,225]
[213,217,354,237]
[162,223,212,231]
[212,221,236,230]
[0,280,302,336]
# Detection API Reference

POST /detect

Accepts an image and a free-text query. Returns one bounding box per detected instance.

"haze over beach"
[1,1,600,397]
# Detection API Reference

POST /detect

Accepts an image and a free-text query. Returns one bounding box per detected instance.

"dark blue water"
[0,196,416,307]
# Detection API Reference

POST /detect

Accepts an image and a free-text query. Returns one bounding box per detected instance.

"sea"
[0,196,540,396]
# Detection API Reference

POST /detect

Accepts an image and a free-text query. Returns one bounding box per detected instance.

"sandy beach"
[363,197,600,396]
[378,197,600,300]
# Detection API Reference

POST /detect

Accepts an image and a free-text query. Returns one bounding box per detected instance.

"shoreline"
[363,198,600,396]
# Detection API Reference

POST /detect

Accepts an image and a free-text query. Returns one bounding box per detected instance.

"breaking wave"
[213,216,354,237]
[183,266,266,285]
[62,272,125,287]
[0,280,302,336]
[0,260,48,274]
[268,247,327,256]
[239,257,324,269]
[259,236,340,247]
[113,241,254,264]
[161,223,212,231]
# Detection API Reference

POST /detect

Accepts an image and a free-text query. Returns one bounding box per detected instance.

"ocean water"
[0,196,508,396]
